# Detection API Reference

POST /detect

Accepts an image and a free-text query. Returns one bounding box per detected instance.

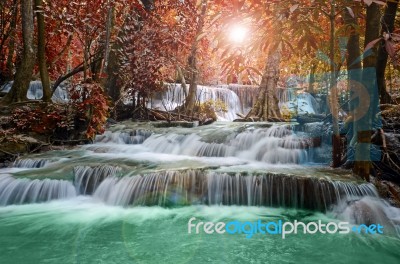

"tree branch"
[52,56,103,92]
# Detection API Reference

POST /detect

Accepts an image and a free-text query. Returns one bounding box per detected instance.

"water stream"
[0,121,399,263]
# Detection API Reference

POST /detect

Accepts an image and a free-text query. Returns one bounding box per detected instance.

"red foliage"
[12,104,71,135]
[117,0,197,99]
[11,81,110,140]
[70,81,110,139]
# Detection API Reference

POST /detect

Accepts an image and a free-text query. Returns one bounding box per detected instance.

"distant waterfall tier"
[95,130,153,144]
[1,81,69,102]
[149,84,245,121]
[148,84,320,120]
[217,84,259,115]
[94,125,319,164]
[278,89,319,115]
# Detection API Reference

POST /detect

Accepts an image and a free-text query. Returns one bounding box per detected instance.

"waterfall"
[86,124,320,164]
[297,93,319,114]
[0,174,76,205]
[142,133,235,157]
[0,81,69,101]
[89,170,376,211]
[74,165,122,195]
[221,84,259,115]
[331,196,400,235]
[26,81,44,99]
[149,84,243,121]
[1,81,44,99]
[279,89,319,115]
[150,84,320,120]
[106,125,311,164]
[0,122,383,214]
[95,130,153,144]
[13,158,51,168]
[0,167,382,211]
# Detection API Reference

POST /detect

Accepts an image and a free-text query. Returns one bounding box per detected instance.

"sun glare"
[229,25,248,44]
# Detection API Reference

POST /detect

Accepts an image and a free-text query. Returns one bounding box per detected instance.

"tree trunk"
[351,3,382,181]
[308,63,316,94]
[101,4,114,75]
[376,0,398,104]
[177,66,187,98]
[2,0,35,104]
[364,3,381,68]
[34,0,51,102]
[105,45,120,102]
[91,5,112,82]
[246,51,281,120]
[184,0,208,113]
[343,4,371,179]
[5,0,18,81]
[185,51,198,113]
[344,7,361,71]
[329,0,341,168]
[106,10,136,102]
[83,38,90,81]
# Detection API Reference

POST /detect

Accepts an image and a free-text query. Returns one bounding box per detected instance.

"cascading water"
[0,81,69,101]
[217,84,259,115]
[95,130,153,144]
[0,174,76,205]
[149,83,320,120]
[74,165,122,195]
[1,121,399,263]
[278,89,319,115]
[0,122,383,211]
[89,170,376,211]
[13,158,51,168]
[149,84,243,121]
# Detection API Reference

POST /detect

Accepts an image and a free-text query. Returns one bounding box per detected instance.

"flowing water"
[0,121,399,263]
[149,84,320,121]
[1,82,319,120]
[0,81,69,102]
[149,84,243,121]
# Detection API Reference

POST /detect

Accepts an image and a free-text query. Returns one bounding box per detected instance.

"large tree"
[2,0,35,104]
[353,2,382,180]
[246,50,282,120]
[376,0,399,104]
[34,0,52,102]
[184,0,208,114]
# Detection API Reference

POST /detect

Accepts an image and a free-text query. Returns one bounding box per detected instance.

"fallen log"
[236,112,246,118]
[296,113,326,124]
[149,109,169,121]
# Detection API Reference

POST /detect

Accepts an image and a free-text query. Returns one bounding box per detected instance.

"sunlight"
[229,24,248,44]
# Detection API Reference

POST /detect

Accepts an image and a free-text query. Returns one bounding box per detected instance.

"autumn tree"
[34,0,52,101]
[103,0,196,116]
[2,0,35,104]
[376,0,399,104]
[0,0,19,83]
[184,0,208,113]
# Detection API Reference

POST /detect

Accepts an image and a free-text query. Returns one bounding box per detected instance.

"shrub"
[11,81,110,140]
